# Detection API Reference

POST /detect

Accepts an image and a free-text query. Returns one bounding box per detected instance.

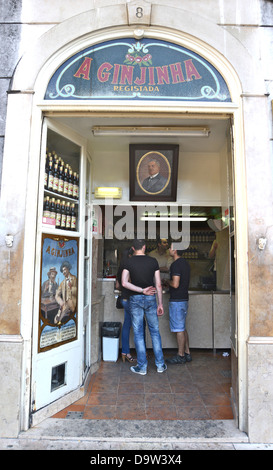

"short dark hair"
[132,239,145,250]
[176,249,184,256]
[157,237,169,245]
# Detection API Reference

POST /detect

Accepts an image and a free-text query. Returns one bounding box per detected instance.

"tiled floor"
[53,349,233,421]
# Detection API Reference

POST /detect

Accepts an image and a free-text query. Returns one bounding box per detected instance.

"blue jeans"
[121,298,132,355]
[169,301,188,332]
[129,294,165,371]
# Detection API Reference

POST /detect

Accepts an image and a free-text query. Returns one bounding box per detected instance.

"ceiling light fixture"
[140,216,207,222]
[92,126,210,137]
[94,187,122,199]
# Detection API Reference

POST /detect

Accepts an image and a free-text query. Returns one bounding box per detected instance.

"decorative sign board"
[45,38,231,102]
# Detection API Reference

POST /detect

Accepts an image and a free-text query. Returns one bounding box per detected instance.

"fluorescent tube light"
[92,126,210,137]
[94,187,122,199]
[140,216,207,222]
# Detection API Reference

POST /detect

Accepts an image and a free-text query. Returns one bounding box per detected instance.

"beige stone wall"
[243,96,273,337]
[0,0,273,441]
[248,339,273,443]
[0,338,23,437]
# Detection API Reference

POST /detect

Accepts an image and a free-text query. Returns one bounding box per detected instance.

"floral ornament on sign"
[124,42,152,66]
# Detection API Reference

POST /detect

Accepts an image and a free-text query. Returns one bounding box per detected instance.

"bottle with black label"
[71,203,77,231]
[46,152,52,171]
[68,170,74,197]
[76,173,79,199]
[45,153,53,189]
[58,165,64,195]
[65,202,71,230]
[44,156,48,189]
[43,196,50,218]
[60,200,67,229]
[72,172,78,199]
[55,199,61,229]
[63,168,69,196]
[47,161,54,191]
[49,197,56,220]
[53,163,59,193]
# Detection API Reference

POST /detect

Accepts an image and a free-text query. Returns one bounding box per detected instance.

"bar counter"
[97,279,231,350]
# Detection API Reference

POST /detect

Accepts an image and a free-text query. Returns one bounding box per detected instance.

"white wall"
[91,147,221,206]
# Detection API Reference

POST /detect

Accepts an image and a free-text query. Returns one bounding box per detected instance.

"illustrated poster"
[39,234,78,352]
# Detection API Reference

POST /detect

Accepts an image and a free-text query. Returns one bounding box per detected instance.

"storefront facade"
[0,1,273,443]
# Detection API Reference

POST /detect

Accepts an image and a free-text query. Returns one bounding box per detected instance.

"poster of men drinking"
[39,235,78,352]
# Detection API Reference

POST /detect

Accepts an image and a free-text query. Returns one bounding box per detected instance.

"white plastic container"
[102,337,119,362]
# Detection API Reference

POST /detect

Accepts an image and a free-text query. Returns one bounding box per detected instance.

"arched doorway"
[6,5,252,434]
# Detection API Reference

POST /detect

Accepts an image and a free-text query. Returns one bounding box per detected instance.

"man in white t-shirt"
[148,238,173,280]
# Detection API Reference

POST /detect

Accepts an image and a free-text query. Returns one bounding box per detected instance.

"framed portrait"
[129,144,179,201]
[38,234,78,353]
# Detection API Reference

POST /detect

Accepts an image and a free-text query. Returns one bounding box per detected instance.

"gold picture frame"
[129,144,179,201]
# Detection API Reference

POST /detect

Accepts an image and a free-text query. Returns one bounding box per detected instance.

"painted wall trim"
[248,337,273,345]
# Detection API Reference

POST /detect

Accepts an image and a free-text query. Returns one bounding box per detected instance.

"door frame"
[14,25,249,432]
[30,117,90,423]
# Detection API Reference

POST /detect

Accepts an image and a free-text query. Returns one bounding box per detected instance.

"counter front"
[98,279,231,350]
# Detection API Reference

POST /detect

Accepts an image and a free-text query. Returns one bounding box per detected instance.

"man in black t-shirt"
[122,239,167,375]
[163,243,192,365]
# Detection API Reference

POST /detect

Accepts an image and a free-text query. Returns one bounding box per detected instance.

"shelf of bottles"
[144,230,215,260]
[180,231,215,260]
[43,149,80,232]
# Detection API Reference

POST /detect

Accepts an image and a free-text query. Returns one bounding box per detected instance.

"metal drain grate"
[220,370,231,378]
[66,411,84,419]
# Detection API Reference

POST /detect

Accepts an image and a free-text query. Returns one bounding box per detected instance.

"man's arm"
[168,275,180,289]
[122,269,156,295]
[165,274,180,289]
[154,269,164,316]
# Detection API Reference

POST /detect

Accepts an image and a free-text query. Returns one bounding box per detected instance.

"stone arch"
[11,3,265,98]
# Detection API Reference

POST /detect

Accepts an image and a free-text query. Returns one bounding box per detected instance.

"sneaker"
[157,363,167,373]
[166,355,186,364]
[130,365,147,375]
[185,352,192,362]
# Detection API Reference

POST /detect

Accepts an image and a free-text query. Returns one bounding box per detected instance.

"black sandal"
[122,354,136,363]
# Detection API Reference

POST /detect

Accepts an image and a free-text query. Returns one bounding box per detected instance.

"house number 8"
[136,7,143,18]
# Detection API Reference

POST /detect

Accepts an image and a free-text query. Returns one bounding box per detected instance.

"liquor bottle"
[60,200,67,229]
[55,199,61,229]
[43,196,50,218]
[47,161,54,191]
[71,203,77,231]
[53,163,59,193]
[65,202,71,230]
[65,163,70,174]
[46,152,52,170]
[44,162,48,188]
[45,152,48,169]
[58,165,64,195]
[46,153,53,177]
[68,170,74,197]
[76,173,79,199]
[49,197,56,220]
[72,172,78,199]
[52,151,58,167]
[63,168,69,196]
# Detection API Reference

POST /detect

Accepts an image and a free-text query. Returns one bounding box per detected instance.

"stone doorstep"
[18,418,249,444]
